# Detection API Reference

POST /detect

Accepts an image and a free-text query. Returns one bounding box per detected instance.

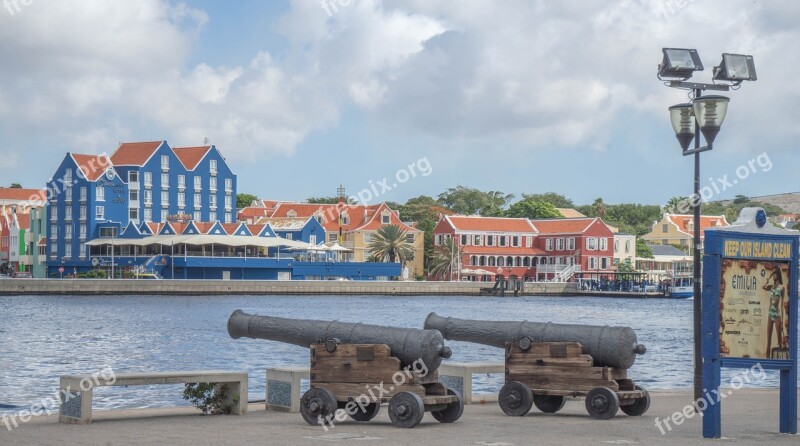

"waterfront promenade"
[2,390,796,445]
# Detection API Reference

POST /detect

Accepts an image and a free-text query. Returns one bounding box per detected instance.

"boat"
[664,259,693,299]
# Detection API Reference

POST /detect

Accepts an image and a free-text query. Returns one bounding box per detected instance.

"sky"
[0,0,798,207]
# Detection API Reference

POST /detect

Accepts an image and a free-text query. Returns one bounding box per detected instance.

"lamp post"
[658,48,755,405]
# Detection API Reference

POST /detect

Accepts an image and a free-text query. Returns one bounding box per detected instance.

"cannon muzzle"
[229,310,452,371]
[424,312,645,369]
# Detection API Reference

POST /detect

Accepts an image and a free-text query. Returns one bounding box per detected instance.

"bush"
[183,383,238,415]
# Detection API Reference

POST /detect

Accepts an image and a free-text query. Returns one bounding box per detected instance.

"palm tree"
[368,225,414,264]
[428,236,462,280]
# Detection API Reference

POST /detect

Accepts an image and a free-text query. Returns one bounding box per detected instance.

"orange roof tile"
[0,187,47,203]
[221,223,240,234]
[193,222,214,234]
[71,153,112,181]
[667,214,729,238]
[172,146,212,171]
[445,215,538,233]
[109,141,163,166]
[529,218,597,234]
[15,213,30,230]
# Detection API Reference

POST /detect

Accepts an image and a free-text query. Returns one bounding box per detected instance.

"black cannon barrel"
[424,312,646,369]
[228,310,452,371]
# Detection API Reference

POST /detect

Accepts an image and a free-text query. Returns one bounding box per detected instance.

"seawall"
[0,279,577,296]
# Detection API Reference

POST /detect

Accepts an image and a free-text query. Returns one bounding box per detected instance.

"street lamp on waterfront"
[658,47,755,406]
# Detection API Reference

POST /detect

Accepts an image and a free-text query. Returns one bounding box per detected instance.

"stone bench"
[438,362,505,404]
[266,366,309,413]
[264,361,506,412]
[59,370,248,424]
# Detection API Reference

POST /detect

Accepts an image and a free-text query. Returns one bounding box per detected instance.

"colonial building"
[432,215,541,281]
[530,217,616,280]
[613,233,637,267]
[642,213,729,250]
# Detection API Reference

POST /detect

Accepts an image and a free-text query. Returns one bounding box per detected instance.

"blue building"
[45,141,237,277]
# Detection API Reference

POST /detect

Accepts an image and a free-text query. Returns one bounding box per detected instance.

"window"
[129,209,139,221]
[129,171,138,183]
[309,235,317,245]
[161,209,168,221]
[50,207,58,221]
[96,206,104,220]
[499,236,506,247]
[225,178,232,192]
[161,173,169,188]
[194,193,201,208]
[461,234,468,245]
[210,159,217,175]
[144,172,152,188]
[96,186,105,201]
[79,224,86,239]
[64,169,73,183]
[381,213,390,224]
[79,205,87,220]
[587,237,597,250]
[99,227,118,238]
[662,224,669,233]
[487,235,494,246]
[328,233,338,242]
[341,214,349,225]
[526,236,532,248]
[178,193,186,207]
[589,257,597,269]
[64,243,72,259]
[194,176,202,190]
[473,235,481,246]
[601,257,609,269]
[625,240,631,253]
[210,195,217,209]
[599,238,608,250]
[49,242,57,258]
[225,195,232,209]
[81,243,88,259]
[512,236,519,247]
[193,211,201,221]
[178,175,185,189]
[130,190,139,201]
[567,237,575,250]
[209,211,217,222]
[406,234,415,243]
[364,234,373,245]
[161,155,169,170]
[144,208,152,221]
[64,225,72,239]
[556,238,564,250]
[210,177,217,191]
[161,190,169,206]
[546,238,553,251]
[614,240,619,252]
[144,190,152,205]
[224,213,232,224]
[285,232,293,240]
[64,207,72,220]
[64,186,72,202]
[80,187,87,202]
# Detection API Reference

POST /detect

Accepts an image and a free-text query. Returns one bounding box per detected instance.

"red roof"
[667,214,729,238]
[0,187,47,203]
[444,215,537,233]
[71,154,112,181]
[173,146,212,171]
[109,141,163,166]
[37,236,46,247]
[529,218,597,234]
[193,222,215,234]
[15,213,30,230]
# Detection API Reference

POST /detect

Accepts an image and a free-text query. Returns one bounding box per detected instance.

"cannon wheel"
[300,388,339,426]
[533,395,566,413]
[585,387,619,420]
[388,392,425,428]
[431,388,464,423]
[499,381,533,416]
[349,402,381,421]
[620,385,650,416]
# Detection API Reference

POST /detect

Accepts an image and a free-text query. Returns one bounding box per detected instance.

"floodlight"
[659,48,704,79]
[713,53,756,82]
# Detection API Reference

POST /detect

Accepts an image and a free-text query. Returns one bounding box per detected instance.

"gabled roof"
[207,221,227,235]
[555,208,587,218]
[666,214,729,238]
[172,146,212,171]
[71,153,113,181]
[648,244,689,257]
[256,217,310,231]
[352,203,418,232]
[0,187,47,203]
[529,217,599,235]
[109,141,164,166]
[14,213,30,230]
[444,215,538,233]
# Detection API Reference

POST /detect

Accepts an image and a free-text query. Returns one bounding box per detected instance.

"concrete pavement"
[1,390,797,445]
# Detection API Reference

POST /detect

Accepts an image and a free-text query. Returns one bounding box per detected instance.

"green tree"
[427,236,462,280]
[664,196,690,214]
[521,192,574,209]
[306,196,356,204]
[395,196,452,269]
[437,186,513,216]
[236,193,258,209]
[368,224,415,264]
[636,238,654,259]
[733,194,749,205]
[9,183,22,188]
[505,198,562,219]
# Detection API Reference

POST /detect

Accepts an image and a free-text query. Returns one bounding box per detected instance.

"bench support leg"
[216,381,248,415]
[58,378,93,424]
[266,369,304,413]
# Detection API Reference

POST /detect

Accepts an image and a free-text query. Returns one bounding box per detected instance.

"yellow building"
[642,213,729,249]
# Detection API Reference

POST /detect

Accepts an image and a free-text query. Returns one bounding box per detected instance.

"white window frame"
[96,206,105,220]
[545,238,553,251]
[161,155,169,170]
[96,186,105,201]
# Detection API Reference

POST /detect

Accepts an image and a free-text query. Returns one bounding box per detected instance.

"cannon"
[424,313,650,420]
[228,310,463,428]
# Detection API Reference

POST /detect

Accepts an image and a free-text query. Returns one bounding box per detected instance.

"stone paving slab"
[1,390,798,445]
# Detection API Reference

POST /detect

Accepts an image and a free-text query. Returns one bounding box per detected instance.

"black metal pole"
[693,88,703,404]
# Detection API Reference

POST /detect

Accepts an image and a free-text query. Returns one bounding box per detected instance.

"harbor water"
[0,294,794,413]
